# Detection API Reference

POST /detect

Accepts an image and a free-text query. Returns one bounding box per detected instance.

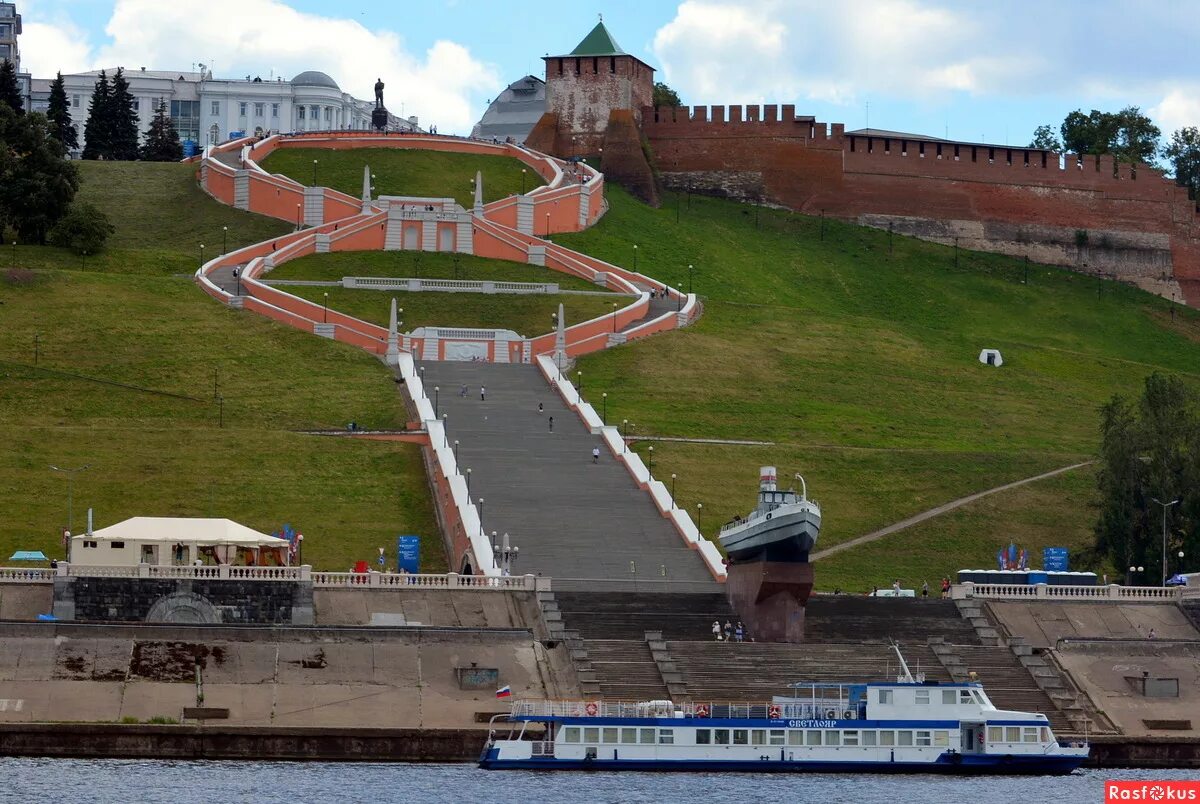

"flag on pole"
[495,685,511,699]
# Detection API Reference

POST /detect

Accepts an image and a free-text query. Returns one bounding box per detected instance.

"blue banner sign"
[1043,547,1069,572]
[397,535,420,574]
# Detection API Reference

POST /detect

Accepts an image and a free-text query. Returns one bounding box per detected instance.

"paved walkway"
[420,361,714,590]
[810,461,1094,561]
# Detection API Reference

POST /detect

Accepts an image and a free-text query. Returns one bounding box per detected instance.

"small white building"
[69,516,291,567]
[978,348,1003,367]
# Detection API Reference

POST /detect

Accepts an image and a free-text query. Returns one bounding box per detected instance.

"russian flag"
[495,685,511,699]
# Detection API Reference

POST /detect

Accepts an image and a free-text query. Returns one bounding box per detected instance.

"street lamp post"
[312,159,319,186]
[434,386,440,416]
[442,413,448,446]
[633,244,638,271]
[545,212,550,238]
[1151,497,1181,585]
[622,419,628,453]
[576,371,583,395]
[1128,565,1145,586]
[494,532,519,575]
[647,445,654,478]
[696,502,703,533]
[466,467,472,496]
[296,203,302,230]
[521,168,526,194]
[10,240,15,269]
[612,302,619,332]
[671,473,677,508]
[454,439,459,461]
[688,263,694,294]
[478,497,484,531]
[323,291,329,323]
[199,244,205,268]
[222,226,228,254]
[50,464,90,535]
[601,392,607,425]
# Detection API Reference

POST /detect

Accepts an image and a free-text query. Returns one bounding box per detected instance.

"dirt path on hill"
[810,460,1095,561]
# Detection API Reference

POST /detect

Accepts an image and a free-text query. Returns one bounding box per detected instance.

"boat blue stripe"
[510,717,1044,728]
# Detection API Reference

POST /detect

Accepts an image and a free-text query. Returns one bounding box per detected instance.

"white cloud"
[652,0,1200,117]
[21,0,499,133]
[1151,88,1200,136]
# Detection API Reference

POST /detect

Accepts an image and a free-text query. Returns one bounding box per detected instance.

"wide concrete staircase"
[667,641,951,702]
[805,596,981,644]
[583,639,671,701]
[419,361,713,589]
[555,592,736,641]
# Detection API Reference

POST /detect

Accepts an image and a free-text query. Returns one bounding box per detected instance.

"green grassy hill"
[556,187,1200,589]
[0,163,441,571]
[259,147,544,207]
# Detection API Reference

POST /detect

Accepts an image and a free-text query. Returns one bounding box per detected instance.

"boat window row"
[877,688,983,705]
[560,727,953,748]
[561,727,674,745]
[988,726,1048,744]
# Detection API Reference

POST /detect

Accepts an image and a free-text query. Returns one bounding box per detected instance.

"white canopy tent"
[69,517,291,567]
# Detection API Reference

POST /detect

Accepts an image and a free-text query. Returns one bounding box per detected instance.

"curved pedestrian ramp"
[419,361,715,590]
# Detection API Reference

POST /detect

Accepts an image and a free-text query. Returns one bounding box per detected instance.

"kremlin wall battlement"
[637,103,1200,300]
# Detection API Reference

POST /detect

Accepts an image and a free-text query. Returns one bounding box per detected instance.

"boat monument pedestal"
[725,560,813,643]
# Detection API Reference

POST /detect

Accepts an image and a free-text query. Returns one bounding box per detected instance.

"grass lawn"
[271,250,604,292]
[284,284,619,337]
[9,162,293,276]
[259,147,544,208]
[0,159,442,571]
[559,187,1200,588]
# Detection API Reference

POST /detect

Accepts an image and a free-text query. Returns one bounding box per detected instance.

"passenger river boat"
[480,649,1088,774]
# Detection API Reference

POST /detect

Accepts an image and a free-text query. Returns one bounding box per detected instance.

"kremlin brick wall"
[641,104,1200,302]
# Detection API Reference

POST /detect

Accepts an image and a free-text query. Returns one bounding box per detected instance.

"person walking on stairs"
[592,446,600,463]
[712,620,722,641]
[480,385,486,402]
[548,416,554,433]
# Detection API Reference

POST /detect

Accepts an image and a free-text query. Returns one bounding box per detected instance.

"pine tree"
[141,100,182,162]
[0,58,23,114]
[81,70,111,160]
[46,72,78,153]
[107,68,140,160]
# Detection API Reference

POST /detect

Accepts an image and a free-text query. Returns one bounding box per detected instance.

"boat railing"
[718,498,820,535]
[508,699,858,720]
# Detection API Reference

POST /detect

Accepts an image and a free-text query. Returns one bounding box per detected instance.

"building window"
[324,106,331,121]
[657,729,673,745]
[271,103,279,117]
[72,94,80,108]
[562,727,579,743]
[298,106,305,120]
[310,105,318,120]
[211,101,220,116]
[943,690,956,705]
[601,728,617,743]
[0,23,10,37]
[638,728,654,744]
[254,102,264,117]
[862,731,877,746]
[787,731,803,746]
[915,690,930,704]
[769,730,785,746]
[915,731,932,747]
[238,102,247,117]
[878,689,892,704]
[805,730,821,746]
[713,729,729,745]
[879,731,895,746]
[695,729,710,745]
[583,727,598,743]
[897,731,914,746]
[620,728,636,744]
[132,98,140,112]
[0,44,10,59]
[110,541,125,549]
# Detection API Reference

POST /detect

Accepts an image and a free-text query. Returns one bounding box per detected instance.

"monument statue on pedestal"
[372,77,389,132]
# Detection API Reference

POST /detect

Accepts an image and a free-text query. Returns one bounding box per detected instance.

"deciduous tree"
[0,104,80,243]
[653,82,682,108]
[1029,124,1061,151]
[1163,127,1200,199]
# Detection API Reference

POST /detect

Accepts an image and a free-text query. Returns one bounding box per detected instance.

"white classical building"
[30,67,418,155]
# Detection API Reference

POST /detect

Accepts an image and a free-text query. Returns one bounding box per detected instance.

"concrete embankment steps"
[584,639,672,701]
[805,596,983,644]
[943,645,1075,734]
[555,592,737,641]
[418,361,714,588]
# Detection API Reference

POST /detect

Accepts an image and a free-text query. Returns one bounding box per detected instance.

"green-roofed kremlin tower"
[525,19,659,204]
[527,19,654,157]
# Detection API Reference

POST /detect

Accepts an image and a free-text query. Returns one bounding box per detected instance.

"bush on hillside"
[49,202,115,255]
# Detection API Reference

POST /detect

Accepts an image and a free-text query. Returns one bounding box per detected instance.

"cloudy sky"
[14,0,1200,144]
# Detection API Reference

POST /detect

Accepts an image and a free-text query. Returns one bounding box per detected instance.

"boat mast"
[890,641,916,683]
[794,473,807,500]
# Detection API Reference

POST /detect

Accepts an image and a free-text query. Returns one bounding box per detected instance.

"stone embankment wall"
[53,577,309,625]
[641,104,1200,302]
[0,620,576,730]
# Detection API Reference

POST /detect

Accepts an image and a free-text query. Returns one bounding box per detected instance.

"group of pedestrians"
[712,620,748,642]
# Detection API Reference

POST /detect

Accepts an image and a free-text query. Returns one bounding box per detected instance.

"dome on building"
[291,71,339,90]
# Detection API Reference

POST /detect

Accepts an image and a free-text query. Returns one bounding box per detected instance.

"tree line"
[0,59,113,249]
[1030,107,1200,199]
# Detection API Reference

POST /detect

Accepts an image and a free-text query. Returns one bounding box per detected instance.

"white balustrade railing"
[0,564,544,589]
[954,582,1184,601]
[0,567,56,583]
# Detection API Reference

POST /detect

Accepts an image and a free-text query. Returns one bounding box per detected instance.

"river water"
[1,760,1196,803]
